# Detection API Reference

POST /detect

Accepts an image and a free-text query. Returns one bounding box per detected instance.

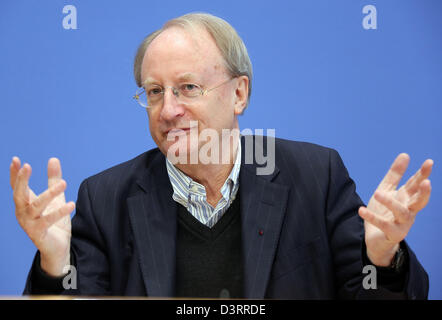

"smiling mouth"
[166,128,190,135]
[165,122,199,135]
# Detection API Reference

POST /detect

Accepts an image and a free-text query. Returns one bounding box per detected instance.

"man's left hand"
[358,153,433,267]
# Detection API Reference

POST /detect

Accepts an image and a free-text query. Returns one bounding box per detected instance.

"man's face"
[140,26,246,161]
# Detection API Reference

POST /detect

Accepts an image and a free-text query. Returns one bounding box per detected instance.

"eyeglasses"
[133,77,234,109]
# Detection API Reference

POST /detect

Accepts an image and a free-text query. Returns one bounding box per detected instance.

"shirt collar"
[165,138,241,208]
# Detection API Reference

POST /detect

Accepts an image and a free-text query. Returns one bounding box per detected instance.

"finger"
[403,159,433,196]
[358,206,392,235]
[40,201,75,229]
[48,158,63,188]
[30,180,67,218]
[377,153,410,191]
[374,191,411,224]
[9,157,22,189]
[13,163,32,206]
[408,179,432,214]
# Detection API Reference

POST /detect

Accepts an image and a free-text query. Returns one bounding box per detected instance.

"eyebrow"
[177,73,198,82]
[142,77,158,86]
[142,73,199,86]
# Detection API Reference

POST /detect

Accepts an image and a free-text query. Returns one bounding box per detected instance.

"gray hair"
[133,12,253,108]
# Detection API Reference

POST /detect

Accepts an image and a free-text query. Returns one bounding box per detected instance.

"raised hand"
[10,157,75,276]
[358,153,433,266]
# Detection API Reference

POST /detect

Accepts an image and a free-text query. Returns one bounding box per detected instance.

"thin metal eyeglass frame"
[133,77,235,108]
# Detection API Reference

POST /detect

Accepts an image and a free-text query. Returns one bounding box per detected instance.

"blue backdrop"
[1,0,441,298]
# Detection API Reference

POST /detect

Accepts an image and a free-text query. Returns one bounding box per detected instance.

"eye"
[180,83,200,93]
[146,86,163,97]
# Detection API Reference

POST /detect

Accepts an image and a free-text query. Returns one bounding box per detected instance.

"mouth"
[165,127,191,135]
[164,122,199,135]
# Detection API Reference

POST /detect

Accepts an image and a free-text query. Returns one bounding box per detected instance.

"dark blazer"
[24,136,429,299]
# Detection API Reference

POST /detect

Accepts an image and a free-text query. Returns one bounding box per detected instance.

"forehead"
[140,26,226,83]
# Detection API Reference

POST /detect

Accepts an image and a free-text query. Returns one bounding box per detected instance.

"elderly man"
[11,13,433,299]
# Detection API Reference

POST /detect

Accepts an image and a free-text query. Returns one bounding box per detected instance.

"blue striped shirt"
[165,141,241,228]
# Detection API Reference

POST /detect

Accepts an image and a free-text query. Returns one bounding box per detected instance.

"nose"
[159,87,185,121]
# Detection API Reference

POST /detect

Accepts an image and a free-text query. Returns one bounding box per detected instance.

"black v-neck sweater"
[175,195,243,298]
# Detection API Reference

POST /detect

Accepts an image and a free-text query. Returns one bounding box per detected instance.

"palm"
[359,153,433,265]
[11,157,74,269]
[365,186,412,246]
[25,186,72,257]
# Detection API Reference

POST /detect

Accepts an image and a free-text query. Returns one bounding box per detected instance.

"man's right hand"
[10,157,75,277]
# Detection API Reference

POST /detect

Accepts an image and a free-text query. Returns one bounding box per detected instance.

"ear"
[233,76,249,115]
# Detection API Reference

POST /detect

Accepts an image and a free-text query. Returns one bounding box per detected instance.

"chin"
[162,137,199,165]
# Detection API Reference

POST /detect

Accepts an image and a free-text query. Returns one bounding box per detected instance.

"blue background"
[1,0,441,298]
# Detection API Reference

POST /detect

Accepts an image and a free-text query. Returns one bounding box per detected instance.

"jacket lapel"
[127,153,178,297]
[240,136,290,298]
[125,135,290,299]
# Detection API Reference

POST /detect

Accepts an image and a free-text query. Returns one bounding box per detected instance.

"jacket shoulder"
[273,137,337,162]
[80,148,163,191]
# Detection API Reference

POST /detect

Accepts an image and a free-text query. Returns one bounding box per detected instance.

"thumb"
[48,157,63,188]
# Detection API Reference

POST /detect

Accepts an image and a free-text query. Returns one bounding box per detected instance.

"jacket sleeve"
[325,149,429,299]
[23,178,112,296]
